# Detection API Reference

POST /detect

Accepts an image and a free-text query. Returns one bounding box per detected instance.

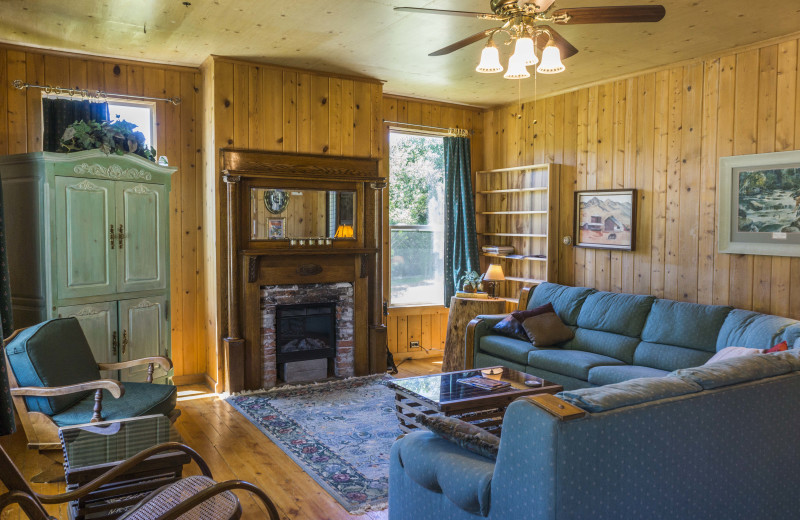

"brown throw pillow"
[416,413,500,460]
[491,302,556,341]
[521,311,574,347]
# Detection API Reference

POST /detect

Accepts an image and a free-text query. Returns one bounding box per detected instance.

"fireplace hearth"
[276,302,336,363]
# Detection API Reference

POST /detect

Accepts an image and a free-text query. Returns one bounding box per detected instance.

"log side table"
[442,296,506,372]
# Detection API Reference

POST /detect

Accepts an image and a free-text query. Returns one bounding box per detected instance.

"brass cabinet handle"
[118,224,126,249]
[112,331,118,356]
[109,225,115,249]
[122,329,128,355]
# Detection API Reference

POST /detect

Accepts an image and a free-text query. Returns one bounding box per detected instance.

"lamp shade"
[476,43,503,73]
[484,264,505,281]
[334,224,354,238]
[537,40,565,74]
[503,54,530,80]
[513,37,538,66]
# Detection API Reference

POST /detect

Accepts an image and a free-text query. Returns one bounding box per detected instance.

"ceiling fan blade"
[429,29,495,57]
[552,5,666,24]
[394,7,502,20]
[534,25,579,59]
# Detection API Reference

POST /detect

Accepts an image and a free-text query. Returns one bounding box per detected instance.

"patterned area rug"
[225,375,400,514]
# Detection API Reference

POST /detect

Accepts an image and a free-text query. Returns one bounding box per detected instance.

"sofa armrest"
[465,314,509,369]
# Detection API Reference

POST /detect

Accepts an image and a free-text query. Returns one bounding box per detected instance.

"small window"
[107,100,156,150]
[389,132,445,306]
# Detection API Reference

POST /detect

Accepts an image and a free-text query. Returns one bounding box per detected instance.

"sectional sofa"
[466,282,800,390]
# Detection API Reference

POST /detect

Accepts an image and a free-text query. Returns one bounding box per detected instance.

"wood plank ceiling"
[2,1,800,106]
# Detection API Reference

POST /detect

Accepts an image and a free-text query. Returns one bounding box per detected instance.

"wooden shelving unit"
[475,163,559,304]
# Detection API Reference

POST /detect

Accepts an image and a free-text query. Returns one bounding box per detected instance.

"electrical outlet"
[410,341,420,349]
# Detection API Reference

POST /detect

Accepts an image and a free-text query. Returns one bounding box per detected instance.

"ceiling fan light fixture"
[513,36,538,66]
[503,53,530,79]
[536,39,565,74]
[476,41,503,73]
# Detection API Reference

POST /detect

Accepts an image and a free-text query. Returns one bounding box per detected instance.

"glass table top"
[387,366,548,405]
[59,415,182,470]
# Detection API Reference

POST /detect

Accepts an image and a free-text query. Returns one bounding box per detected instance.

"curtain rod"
[383,120,470,137]
[12,79,182,105]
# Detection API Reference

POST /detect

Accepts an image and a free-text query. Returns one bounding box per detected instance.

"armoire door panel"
[55,177,117,300]
[116,182,167,293]
[118,296,168,382]
[56,301,118,379]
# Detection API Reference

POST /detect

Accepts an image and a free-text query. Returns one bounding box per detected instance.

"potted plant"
[459,270,482,293]
[59,119,157,162]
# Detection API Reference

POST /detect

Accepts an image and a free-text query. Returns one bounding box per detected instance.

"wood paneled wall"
[382,95,484,359]
[0,44,206,379]
[202,57,384,386]
[483,36,800,320]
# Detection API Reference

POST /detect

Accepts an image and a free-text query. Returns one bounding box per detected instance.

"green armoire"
[0,150,175,382]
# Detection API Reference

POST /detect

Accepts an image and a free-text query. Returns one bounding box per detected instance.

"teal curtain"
[42,98,109,152]
[443,136,479,306]
[0,181,14,435]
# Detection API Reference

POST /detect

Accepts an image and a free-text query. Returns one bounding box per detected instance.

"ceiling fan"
[395,1,666,77]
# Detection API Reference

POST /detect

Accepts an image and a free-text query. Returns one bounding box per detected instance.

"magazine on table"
[457,375,511,391]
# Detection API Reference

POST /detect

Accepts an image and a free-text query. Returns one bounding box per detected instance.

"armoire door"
[115,182,168,293]
[118,296,168,382]
[54,177,117,300]
[56,301,118,379]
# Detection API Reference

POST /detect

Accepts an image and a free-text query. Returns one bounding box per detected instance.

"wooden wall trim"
[209,55,384,85]
[382,94,485,112]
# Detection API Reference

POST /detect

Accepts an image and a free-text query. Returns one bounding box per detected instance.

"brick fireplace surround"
[261,282,355,388]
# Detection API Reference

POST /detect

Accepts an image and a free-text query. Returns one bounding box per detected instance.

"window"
[389,132,445,306]
[107,100,156,150]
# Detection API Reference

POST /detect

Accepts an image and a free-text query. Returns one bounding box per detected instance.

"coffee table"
[59,415,189,520]
[387,366,562,436]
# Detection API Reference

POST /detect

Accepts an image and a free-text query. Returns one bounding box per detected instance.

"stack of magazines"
[482,245,515,255]
[457,375,511,391]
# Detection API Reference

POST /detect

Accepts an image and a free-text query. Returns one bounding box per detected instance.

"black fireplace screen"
[275,302,337,363]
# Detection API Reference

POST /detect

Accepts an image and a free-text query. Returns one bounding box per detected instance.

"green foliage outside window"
[389,134,444,225]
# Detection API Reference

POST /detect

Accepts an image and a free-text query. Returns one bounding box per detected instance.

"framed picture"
[264,189,290,214]
[719,151,800,257]
[267,217,285,239]
[574,189,637,251]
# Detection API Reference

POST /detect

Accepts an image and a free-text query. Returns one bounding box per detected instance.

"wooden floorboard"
[0,357,444,519]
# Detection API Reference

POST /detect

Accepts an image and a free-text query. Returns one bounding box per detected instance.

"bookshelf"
[475,163,559,304]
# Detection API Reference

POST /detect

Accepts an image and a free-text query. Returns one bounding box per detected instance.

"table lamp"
[484,264,505,298]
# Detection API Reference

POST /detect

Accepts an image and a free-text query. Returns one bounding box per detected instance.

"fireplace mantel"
[220,149,387,392]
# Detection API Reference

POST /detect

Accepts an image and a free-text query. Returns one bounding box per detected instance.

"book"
[456,292,489,299]
[457,376,511,391]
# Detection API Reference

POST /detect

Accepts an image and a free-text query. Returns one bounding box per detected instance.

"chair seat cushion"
[587,365,669,386]
[51,382,177,427]
[119,475,239,520]
[527,350,625,381]
[479,335,542,366]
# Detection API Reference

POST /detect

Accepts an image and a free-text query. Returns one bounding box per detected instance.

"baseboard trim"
[172,373,207,386]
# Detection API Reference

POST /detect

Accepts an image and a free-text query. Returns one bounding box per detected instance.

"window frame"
[106,98,158,151]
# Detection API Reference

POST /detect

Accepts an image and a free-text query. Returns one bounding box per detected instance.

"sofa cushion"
[527,350,625,381]
[5,318,101,416]
[633,341,714,372]
[772,349,800,371]
[395,431,494,516]
[479,335,542,366]
[587,365,669,386]
[415,414,500,460]
[562,329,641,364]
[51,382,177,427]
[528,283,595,326]
[641,300,732,352]
[521,312,574,347]
[673,355,793,390]
[705,346,763,365]
[717,309,800,350]
[576,291,655,337]
[557,375,702,413]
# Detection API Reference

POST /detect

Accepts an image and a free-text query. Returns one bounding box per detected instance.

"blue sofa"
[466,282,800,390]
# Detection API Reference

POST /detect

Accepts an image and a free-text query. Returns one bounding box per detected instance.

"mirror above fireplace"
[249,188,357,241]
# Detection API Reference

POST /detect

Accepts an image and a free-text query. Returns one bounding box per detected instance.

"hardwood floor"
[0,357,444,520]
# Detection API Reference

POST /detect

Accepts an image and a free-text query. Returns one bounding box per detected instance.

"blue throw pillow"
[491,302,555,341]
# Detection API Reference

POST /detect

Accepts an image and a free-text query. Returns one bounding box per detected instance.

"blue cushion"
[562,328,641,364]
[633,341,714,372]
[394,430,494,516]
[527,349,625,381]
[587,365,669,386]
[673,355,793,390]
[51,382,177,427]
[479,335,541,366]
[524,367,596,390]
[5,318,101,416]
[641,300,732,352]
[576,291,655,337]
[528,283,595,326]
[717,309,800,350]
[557,376,703,413]
[778,324,800,348]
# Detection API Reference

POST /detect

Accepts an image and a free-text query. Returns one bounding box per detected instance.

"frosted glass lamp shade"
[513,37,538,66]
[537,40,565,74]
[503,54,530,79]
[476,44,503,73]
[484,264,505,281]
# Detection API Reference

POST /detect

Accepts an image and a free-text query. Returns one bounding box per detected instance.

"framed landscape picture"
[267,217,285,239]
[719,151,800,257]
[574,189,636,251]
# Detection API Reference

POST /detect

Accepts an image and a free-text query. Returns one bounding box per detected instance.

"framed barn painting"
[719,151,800,257]
[574,189,637,251]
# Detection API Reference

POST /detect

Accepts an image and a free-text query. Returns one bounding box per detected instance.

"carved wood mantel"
[220,149,386,392]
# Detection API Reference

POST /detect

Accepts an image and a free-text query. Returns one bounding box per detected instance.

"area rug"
[225,375,400,514]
